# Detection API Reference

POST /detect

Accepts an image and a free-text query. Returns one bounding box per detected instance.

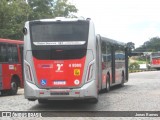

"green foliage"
[0,0,78,40]
[0,0,31,40]
[135,37,160,52]
[28,0,53,20]
[53,0,78,18]
[127,42,135,50]
[28,0,78,20]
[129,62,140,70]
[127,42,135,56]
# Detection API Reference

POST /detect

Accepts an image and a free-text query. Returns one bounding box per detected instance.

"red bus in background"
[0,38,23,95]
[150,52,160,70]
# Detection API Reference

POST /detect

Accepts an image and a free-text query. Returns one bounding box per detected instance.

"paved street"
[0,71,160,120]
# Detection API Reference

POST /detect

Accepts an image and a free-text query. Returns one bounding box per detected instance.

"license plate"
[53,80,66,85]
[50,92,69,95]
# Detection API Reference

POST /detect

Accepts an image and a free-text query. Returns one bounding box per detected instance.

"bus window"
[0,43,7,62]
[8,44,18,63]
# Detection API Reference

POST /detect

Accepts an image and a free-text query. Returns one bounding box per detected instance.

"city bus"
[0,38,23,95]
[150,52,160,70]
[23,17,129,103]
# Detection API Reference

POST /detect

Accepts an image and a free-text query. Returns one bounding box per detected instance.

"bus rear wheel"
[87,98,98,104]
[10,78,18,95]
[38,99,48,104]
[120,73,125,87]
[106,75,110,92]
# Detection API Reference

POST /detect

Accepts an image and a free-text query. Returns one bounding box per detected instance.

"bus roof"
[0,38,23,44]
[100,36,126,47]
[27,17,91,23]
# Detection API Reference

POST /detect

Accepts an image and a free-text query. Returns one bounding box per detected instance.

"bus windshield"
[30,21,89,48]
[29,21,89,60]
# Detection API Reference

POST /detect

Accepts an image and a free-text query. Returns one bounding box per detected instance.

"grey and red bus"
[0,38,23,95]
[23,17,129,103]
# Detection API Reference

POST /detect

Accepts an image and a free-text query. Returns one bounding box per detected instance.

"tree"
[52,0,78,18]
[28,0,78,20]
[135,37,160,52]
[28,0,53,20]
[127,42,135,50]
[0,0,78,40]
[0,0,31,40]
[127,42,135,55]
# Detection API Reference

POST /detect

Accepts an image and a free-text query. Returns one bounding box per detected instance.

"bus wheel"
[10,78,18,95]
[38,99,48,104]
[121,74,125,87]
[106,75,110,92]
[87,98,98,104]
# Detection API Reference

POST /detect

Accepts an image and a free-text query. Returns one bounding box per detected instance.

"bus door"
[111,46,115,84]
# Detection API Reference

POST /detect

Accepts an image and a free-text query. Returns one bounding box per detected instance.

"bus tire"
[120,73,125,87]
[87,98,98,104]
[106,75,110,92]
[38,99,48,104]
[10,78,18,95]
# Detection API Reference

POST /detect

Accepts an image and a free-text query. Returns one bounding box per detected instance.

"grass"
[136,61,146,64]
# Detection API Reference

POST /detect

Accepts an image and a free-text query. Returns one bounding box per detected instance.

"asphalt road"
[0,71,160,120]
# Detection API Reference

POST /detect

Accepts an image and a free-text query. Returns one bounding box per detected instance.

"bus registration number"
[53,80,66,85]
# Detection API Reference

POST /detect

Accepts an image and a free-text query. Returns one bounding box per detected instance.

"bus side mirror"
[23,28,27,35]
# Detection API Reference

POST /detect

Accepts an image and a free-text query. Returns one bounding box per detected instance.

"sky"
[70,0,160,48]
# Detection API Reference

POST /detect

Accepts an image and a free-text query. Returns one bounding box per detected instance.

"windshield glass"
[30,21,89,49]
[29,21,89,60]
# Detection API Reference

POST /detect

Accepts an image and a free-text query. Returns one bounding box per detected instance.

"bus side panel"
[2,64,22,90]
[1,64,11,90]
